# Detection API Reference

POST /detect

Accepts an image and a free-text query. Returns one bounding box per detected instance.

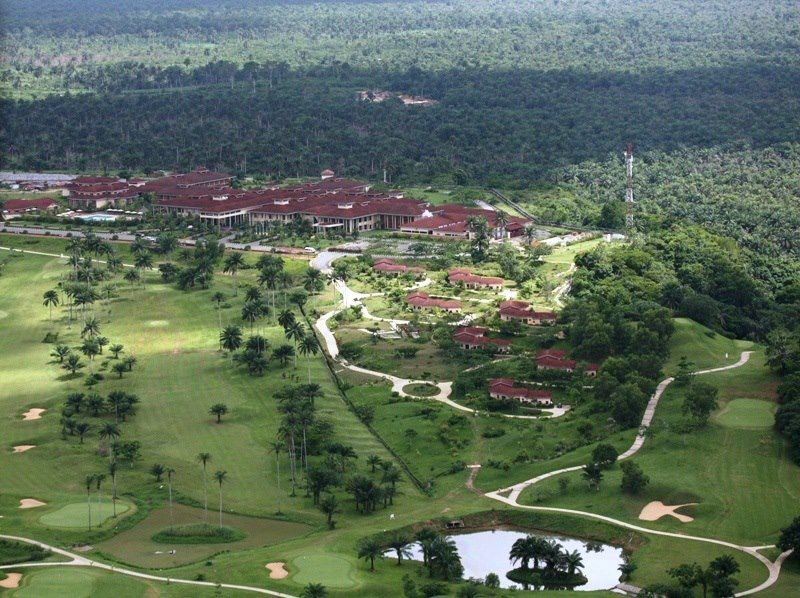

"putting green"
[715,399,775,429]
[39,499,130,528]
[290,554,357,588]
[11,567,150,597]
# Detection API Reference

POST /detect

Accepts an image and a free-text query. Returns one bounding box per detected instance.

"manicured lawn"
[290,553,357,588]
[39,499,131,528]
[714,398,776,429]
[664,318,751,374]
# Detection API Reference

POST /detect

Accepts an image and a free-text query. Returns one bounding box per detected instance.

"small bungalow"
[489,378,553,407]
[406,291,461,313]
[452,326,511,353]
[448,268,504,290]
[373,258,425,276]
[535,349,599,377]
[499,300,557,325]
[2,198,59,219]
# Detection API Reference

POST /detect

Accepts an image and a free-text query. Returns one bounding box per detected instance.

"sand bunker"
[22,408,45,421]
[13,445,36,453]
[266,562,288,579]
[639,501,698,523]
[19,498,47,509]
[0,573,22,589]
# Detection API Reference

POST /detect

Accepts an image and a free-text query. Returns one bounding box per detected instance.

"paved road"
[0,534,296,597]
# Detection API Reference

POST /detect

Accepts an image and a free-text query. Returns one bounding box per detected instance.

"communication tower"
[624,143,635,230]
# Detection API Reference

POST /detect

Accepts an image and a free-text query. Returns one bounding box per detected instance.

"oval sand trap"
[639,501,697,523]
[0,573,22,589]
[19,498,47,509]
[266,562,288,579]
[13,445,36,453]
[22,408,46,421]
[715,398,775,429]
[146,320,169,327]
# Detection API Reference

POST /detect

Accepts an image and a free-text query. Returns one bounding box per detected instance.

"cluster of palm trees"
[509,535,585,579]
[218,293,320,378]
[149,453,230,528]
[274,383,324,497]
[61,390,139,443]
[50,319,135,379]
[358,528,463,581]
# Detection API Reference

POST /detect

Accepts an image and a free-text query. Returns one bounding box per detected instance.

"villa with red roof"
[535,349,599,376]
[448,268,504,290]
[373,259,425,276]
[452,326,511,353]
[2,198,59,219]
[400,204,529,239]
[67,177,142,209]
[499,300,557,325]
[489,378,553,406]
[406,292,461,312]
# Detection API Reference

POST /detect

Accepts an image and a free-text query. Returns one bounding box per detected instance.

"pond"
[401,529,624,590]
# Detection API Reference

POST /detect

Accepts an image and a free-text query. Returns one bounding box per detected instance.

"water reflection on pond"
[403,529,624,590]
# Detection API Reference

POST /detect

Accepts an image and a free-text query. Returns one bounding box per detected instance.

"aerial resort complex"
[1,0,799,597]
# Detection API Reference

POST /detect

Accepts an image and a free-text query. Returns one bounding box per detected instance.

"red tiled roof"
[500,300,556,320]
[70,176,119,185]
[452,330,511,348]
[489,379,552,402]
[536,349,568,360]
[3,198,58,211]
[373,259,424,274]
[406,292,460,310]
[448,268,503,286]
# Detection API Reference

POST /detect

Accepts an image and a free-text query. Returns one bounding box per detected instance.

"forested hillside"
[1,0,799,277]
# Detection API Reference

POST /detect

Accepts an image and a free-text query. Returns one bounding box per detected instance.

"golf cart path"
[484,349,795,595]
[0,534,296,597]
[0,245,136,268]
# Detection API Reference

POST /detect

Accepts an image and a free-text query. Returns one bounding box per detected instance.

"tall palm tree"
[241,300,262,332]
[197,452,212,522]
[286,321,306,366]
[75,422,90,444]
[108,461,119,517]
[42,289,60,322]
[211,291,225,331]
[270,442,283,514]
[564,550,584,575]
[494,209,509,239]
[214,470,228,527]
[81,316,101,339]
[99,422,121,458]
[85,474,95,530]
[223,253,245,296]
[94,473,106,521]
[298,334,319,382]
[166,467,176,529]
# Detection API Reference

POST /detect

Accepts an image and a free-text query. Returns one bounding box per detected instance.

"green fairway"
[290,553,357,588]
[39,499,131,528]
[664,318,751,374]
[714,398,776,429]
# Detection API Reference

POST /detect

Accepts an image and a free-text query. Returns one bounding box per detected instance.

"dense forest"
[1,0,799,285]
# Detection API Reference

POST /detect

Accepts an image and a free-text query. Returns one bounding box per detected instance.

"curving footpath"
[0,534,295,596]
[485,350,795,595]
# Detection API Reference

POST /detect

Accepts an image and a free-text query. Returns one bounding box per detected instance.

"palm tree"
[124,269,140,285]
[210,403,229,423]
[298,334,319,382]
[197,452,212,522]
[524,225,537,245]
[166,467,176,528]
[367,454,382,473]
[112,362,127,378]
[99,422,121,458]
[286,321,306,366]
[429,536,463,580]
[220,324,243,353]
[134,251,153,281]
[415,528,438,567]
[94,473,106,520]
[81,316,101,339]
[319,494,339,529]
[564,550,584,575]
[358,537,383,572]
[108,461,119,517]
[273,344,295,367]
[301,583,327,598]
[63,353,85,375]
[223,253,245,296]
[109,344,124,358]
[75,422,90,444]
[494,209,509,239]
[85,474,95,529]
[150,463,165,482]
[51,344,71,363]
[510,535,539,570]
[388,532,413,565]
[270,442,283,514]
[278,309,295,331]
[42,289,60,322]
[211,291,226,331]
[241,300,262,332]
[214,470,227,527]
